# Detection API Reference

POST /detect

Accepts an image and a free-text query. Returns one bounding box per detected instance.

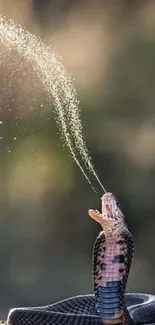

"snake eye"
[111,194,121,209]
[116,200,121,209]
[114,196,121,209]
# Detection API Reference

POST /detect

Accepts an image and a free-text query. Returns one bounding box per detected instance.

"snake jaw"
[88,209,114,235]
[88,209,101,223]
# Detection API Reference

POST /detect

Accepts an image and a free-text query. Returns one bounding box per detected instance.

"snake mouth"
[88,209,111,227]
[88,192,125,232]
[101,192,124,222]
[88,209,116,235]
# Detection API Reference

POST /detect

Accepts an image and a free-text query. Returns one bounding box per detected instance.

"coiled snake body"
[6,193,155,325]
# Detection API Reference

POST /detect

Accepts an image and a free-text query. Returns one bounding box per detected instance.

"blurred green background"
[0,0,155,319]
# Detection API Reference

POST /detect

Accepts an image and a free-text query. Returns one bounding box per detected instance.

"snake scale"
[4,192,155,325]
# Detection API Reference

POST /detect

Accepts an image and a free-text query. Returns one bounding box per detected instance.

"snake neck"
[93,229,134,325]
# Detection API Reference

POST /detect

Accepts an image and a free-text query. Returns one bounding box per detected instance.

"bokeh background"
[0,0,155,319]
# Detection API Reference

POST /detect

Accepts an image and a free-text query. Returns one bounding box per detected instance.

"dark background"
[0,0,155,319]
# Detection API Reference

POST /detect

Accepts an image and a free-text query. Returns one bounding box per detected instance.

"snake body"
[7,193,155,325]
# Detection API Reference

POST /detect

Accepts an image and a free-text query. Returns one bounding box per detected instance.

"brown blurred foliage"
[0,0,155,319]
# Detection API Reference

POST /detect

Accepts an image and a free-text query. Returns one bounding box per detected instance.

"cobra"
[6,192,155,325]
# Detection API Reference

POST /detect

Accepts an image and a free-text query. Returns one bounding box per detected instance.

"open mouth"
[101,192,122,221]
[88,192,124,230]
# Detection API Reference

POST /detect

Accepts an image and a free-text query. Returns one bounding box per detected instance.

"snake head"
[89,192,125,235]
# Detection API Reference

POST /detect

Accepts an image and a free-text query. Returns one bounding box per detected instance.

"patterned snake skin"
[6,193,155,325]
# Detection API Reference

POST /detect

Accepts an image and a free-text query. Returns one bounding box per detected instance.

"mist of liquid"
[0,15,106,193]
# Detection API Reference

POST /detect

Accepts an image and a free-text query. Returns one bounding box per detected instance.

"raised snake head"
[89,192,125,236]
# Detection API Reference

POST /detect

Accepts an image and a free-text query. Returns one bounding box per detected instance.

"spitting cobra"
[6,192,155,325]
